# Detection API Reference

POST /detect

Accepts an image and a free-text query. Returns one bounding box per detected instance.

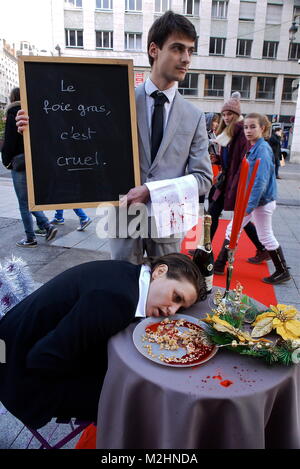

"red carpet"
[181,219,277,307]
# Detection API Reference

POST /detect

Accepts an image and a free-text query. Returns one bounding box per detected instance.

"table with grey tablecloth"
[96,296,300,449]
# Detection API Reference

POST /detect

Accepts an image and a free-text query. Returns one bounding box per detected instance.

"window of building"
[256,77,276,100]
[209,37,226,55]
[232,75,251,99]
[204,74,225,97]
[211,1,228,19]
[282,77,299,101]
[154,0,171,13]
[288,43,300,61]
[262,41,278,59]
[239,1,256,21]
[96,0,113,9]
[65,29,83,48]
[64,0,82,7]
[178,73,198,96]
[96,31,113,49]
[125,32,142,50]
[294,6,300,21]
[125,0,142,11]
[236,39,252,57]
[183,0,200,16]
[266,4,282,24]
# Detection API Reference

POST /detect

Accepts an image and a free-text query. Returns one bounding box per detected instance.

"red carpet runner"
[181,219,277,307]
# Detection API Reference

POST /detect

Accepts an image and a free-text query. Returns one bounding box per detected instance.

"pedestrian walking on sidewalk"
[225,113,291,285]
[208,92,269,274]
[50,209,92,231]
[269,127,283,180]
[1,87,57,247]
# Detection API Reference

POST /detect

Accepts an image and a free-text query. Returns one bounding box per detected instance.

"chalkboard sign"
[18,57,140,210]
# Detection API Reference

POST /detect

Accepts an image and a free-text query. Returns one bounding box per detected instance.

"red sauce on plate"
[145,319,215,366]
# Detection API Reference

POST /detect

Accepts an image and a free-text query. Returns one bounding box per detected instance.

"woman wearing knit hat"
[208,92,270,274]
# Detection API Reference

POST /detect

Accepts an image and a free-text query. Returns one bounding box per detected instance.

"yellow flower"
[252,304,300,340]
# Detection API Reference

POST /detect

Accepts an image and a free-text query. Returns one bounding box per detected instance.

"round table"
[96,296,300,449]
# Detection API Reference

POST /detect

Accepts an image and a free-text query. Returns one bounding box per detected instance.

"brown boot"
[262,246,291,285]
[248,249,270,264]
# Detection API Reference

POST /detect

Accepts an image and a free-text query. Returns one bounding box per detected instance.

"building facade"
[49,0,299,157]
[0,40,19,110]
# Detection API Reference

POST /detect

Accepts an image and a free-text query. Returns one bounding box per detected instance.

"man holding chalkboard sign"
[111,11,212,263]
[16,12,212,263]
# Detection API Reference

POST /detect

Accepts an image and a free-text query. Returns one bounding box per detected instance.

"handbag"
[280,158,285,167]
[12,153,25,172]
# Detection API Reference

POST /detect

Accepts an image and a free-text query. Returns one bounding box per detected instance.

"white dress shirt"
[144,79,198,232]
[144,78,177,134]
[134,264,151,318]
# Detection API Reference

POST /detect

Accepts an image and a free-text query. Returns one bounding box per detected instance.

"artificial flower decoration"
[204,314,252,342]
[251,304,300,341]
[203,289,300,365]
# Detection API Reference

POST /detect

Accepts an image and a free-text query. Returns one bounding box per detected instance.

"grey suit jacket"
[108,84,213,258]
[135,83,213,195]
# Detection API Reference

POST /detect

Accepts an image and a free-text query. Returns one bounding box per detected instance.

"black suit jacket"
[0,260,140,428]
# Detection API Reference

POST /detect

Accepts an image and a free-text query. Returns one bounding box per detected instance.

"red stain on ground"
[220,380,234,387]
[212,374,222,380]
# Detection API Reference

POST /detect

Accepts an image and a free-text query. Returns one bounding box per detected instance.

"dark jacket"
[223,120,250,210]
[0,260,140,428]
[1,101,24,169]
[213,120,250,210]
[269,133,281,164]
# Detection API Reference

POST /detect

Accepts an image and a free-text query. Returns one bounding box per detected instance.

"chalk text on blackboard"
[57,151,100,170]
[43,100,111,117]
[61,80,76,92]
[60,127,97,141]
[43,100,73,114]
[77,104,108,117]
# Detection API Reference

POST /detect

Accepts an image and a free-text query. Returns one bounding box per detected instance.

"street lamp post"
[55,44,61,57]
[289,16,300,164]
[289,21,299,43]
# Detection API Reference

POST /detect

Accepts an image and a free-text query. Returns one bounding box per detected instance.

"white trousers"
[226,201,279,251]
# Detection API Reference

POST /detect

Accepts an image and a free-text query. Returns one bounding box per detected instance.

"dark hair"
[10,87,20,103]
[143,252,207,302]
[147,10,197,66]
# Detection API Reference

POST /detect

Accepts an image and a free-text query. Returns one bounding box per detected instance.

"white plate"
[132,314,218,368]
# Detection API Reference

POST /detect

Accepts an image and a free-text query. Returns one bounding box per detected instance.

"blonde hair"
[216,112,240,138]
[244,113,271,139]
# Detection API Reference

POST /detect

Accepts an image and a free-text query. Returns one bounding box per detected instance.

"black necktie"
[151,90,168,163]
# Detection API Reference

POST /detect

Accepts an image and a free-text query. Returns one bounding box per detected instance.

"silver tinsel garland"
[0,268,19,319]
[0,256,34,319]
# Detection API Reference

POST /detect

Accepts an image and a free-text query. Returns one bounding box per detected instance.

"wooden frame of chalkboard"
[18,56,140,210]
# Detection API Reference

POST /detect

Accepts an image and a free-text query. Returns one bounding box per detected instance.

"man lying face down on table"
[0,253,206,429]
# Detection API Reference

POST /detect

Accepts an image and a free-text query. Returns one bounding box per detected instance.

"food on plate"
[142,318,215,365]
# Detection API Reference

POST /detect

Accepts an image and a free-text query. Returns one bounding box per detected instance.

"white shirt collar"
[135,264,151,318]
[145,78,177,105]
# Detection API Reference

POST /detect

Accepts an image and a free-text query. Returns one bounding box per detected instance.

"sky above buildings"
[0,0,53,50]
